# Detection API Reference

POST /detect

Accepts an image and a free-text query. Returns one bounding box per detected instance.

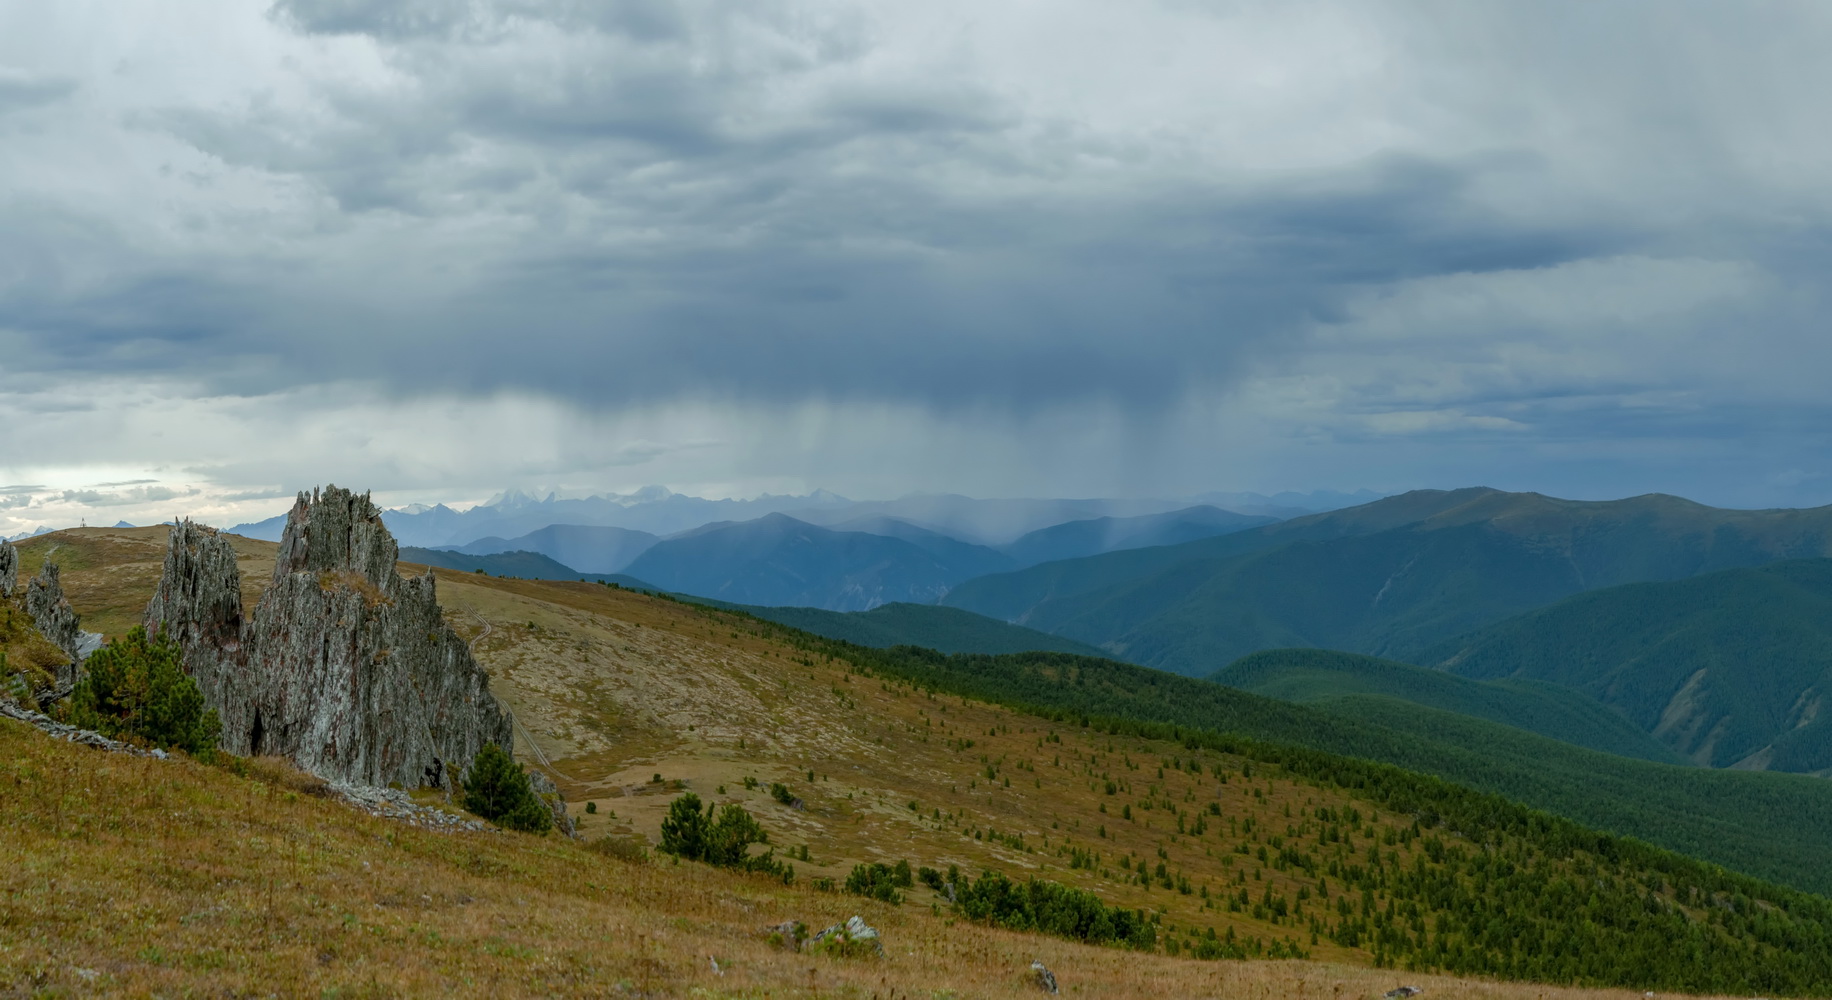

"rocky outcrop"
[528,769,577,837]
[143,519,251,738]
[146,486,514,790]
[25,562,86,694]
[0,538,17,596]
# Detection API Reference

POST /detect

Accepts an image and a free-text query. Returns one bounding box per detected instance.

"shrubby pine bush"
[659,793,792,882]
[955,870,1157,950]
[844,860,913,903]
[462,742,553,833]
[62,626,220,756]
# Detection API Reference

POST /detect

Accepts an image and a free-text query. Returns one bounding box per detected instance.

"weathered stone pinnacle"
[146,485,515,790]
[26,561,84,694]
[0,537,17,597]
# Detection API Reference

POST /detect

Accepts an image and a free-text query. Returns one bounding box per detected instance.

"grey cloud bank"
[1,1,1830,533]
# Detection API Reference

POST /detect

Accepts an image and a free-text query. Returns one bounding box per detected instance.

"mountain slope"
[999,506,1278,567]
[622,513,995,610]
[15,523,1832,995]
[1426,558,1832,773]
[945,488,1832,676]
[397,546,601,581]
[801,640,1832,898]
[816,515,1017,580]
[443,523,659,574]
[1213,648,1687,765]
[720,601,1112,657]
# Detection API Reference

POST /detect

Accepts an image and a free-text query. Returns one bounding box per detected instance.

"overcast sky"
[3,1,1830,533]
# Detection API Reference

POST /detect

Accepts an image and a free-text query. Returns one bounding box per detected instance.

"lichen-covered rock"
[25,561,84,694]
[528,769,577,838]
[0,538,17,597]
[146,485,514,790]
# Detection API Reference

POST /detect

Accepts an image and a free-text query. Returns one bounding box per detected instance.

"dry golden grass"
[11,527,278,641]
[0,719,1741,999]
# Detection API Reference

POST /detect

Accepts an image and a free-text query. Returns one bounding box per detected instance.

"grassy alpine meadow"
[0,718,1780,1000]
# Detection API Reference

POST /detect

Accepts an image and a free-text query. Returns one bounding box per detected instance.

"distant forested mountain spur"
[943,487,1832,675]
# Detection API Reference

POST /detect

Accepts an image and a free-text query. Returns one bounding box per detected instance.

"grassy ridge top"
[1215,648,1688,765]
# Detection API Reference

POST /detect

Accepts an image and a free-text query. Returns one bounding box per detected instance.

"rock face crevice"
[147,486,514,789]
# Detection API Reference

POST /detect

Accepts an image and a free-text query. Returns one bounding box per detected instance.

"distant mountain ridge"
[621,513,983,611]
[943,487,1832,676]
[224,486,1373,549]
[998,505,1278,567]
[441,524,660,574]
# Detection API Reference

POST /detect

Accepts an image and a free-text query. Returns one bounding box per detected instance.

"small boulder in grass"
[1384,988,1422,999]
[764,921,808,951]
[1031,960,1059,994]
[810,915,883,958]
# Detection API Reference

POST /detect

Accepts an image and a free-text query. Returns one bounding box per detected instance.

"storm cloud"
[2,1,1831,531]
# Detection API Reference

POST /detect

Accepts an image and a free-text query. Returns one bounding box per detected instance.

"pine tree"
[63,626,220,755]
[462,742,552,833]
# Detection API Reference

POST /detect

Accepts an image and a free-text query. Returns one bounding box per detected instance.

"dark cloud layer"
[2,1,1831,516]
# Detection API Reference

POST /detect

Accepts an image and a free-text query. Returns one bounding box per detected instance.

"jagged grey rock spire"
[25,561,85,694]
[147,486,514,789]
[0,537,17,597]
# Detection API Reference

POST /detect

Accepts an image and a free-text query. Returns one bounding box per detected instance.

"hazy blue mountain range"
[619,513,992,611]
[1423,558,1832,774]
[231,486,853,546]
[226,486,1379,549]
[436,506,1279,587]
[998,505,1278,567]
[1212,648,1688,765]
[942,487,1832,675]
[441,523,660,574]
[783,495,1209,546]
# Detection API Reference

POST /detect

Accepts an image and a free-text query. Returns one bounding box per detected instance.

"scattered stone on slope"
[1030,960,1059,994]
[0,697,164,758]
[0,538,16,596]
[324,780,495,833]
[146,486,515,790]
[25,561,93,697]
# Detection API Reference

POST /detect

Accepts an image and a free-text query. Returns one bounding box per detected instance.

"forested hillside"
[1426,558,1832,773]
[1213,649,1687,764]
[748,635,1832,898]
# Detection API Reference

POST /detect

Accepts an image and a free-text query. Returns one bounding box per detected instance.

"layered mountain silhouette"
[997,505,1277,567]
[620,513,995,611]
[439,524,660,574]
